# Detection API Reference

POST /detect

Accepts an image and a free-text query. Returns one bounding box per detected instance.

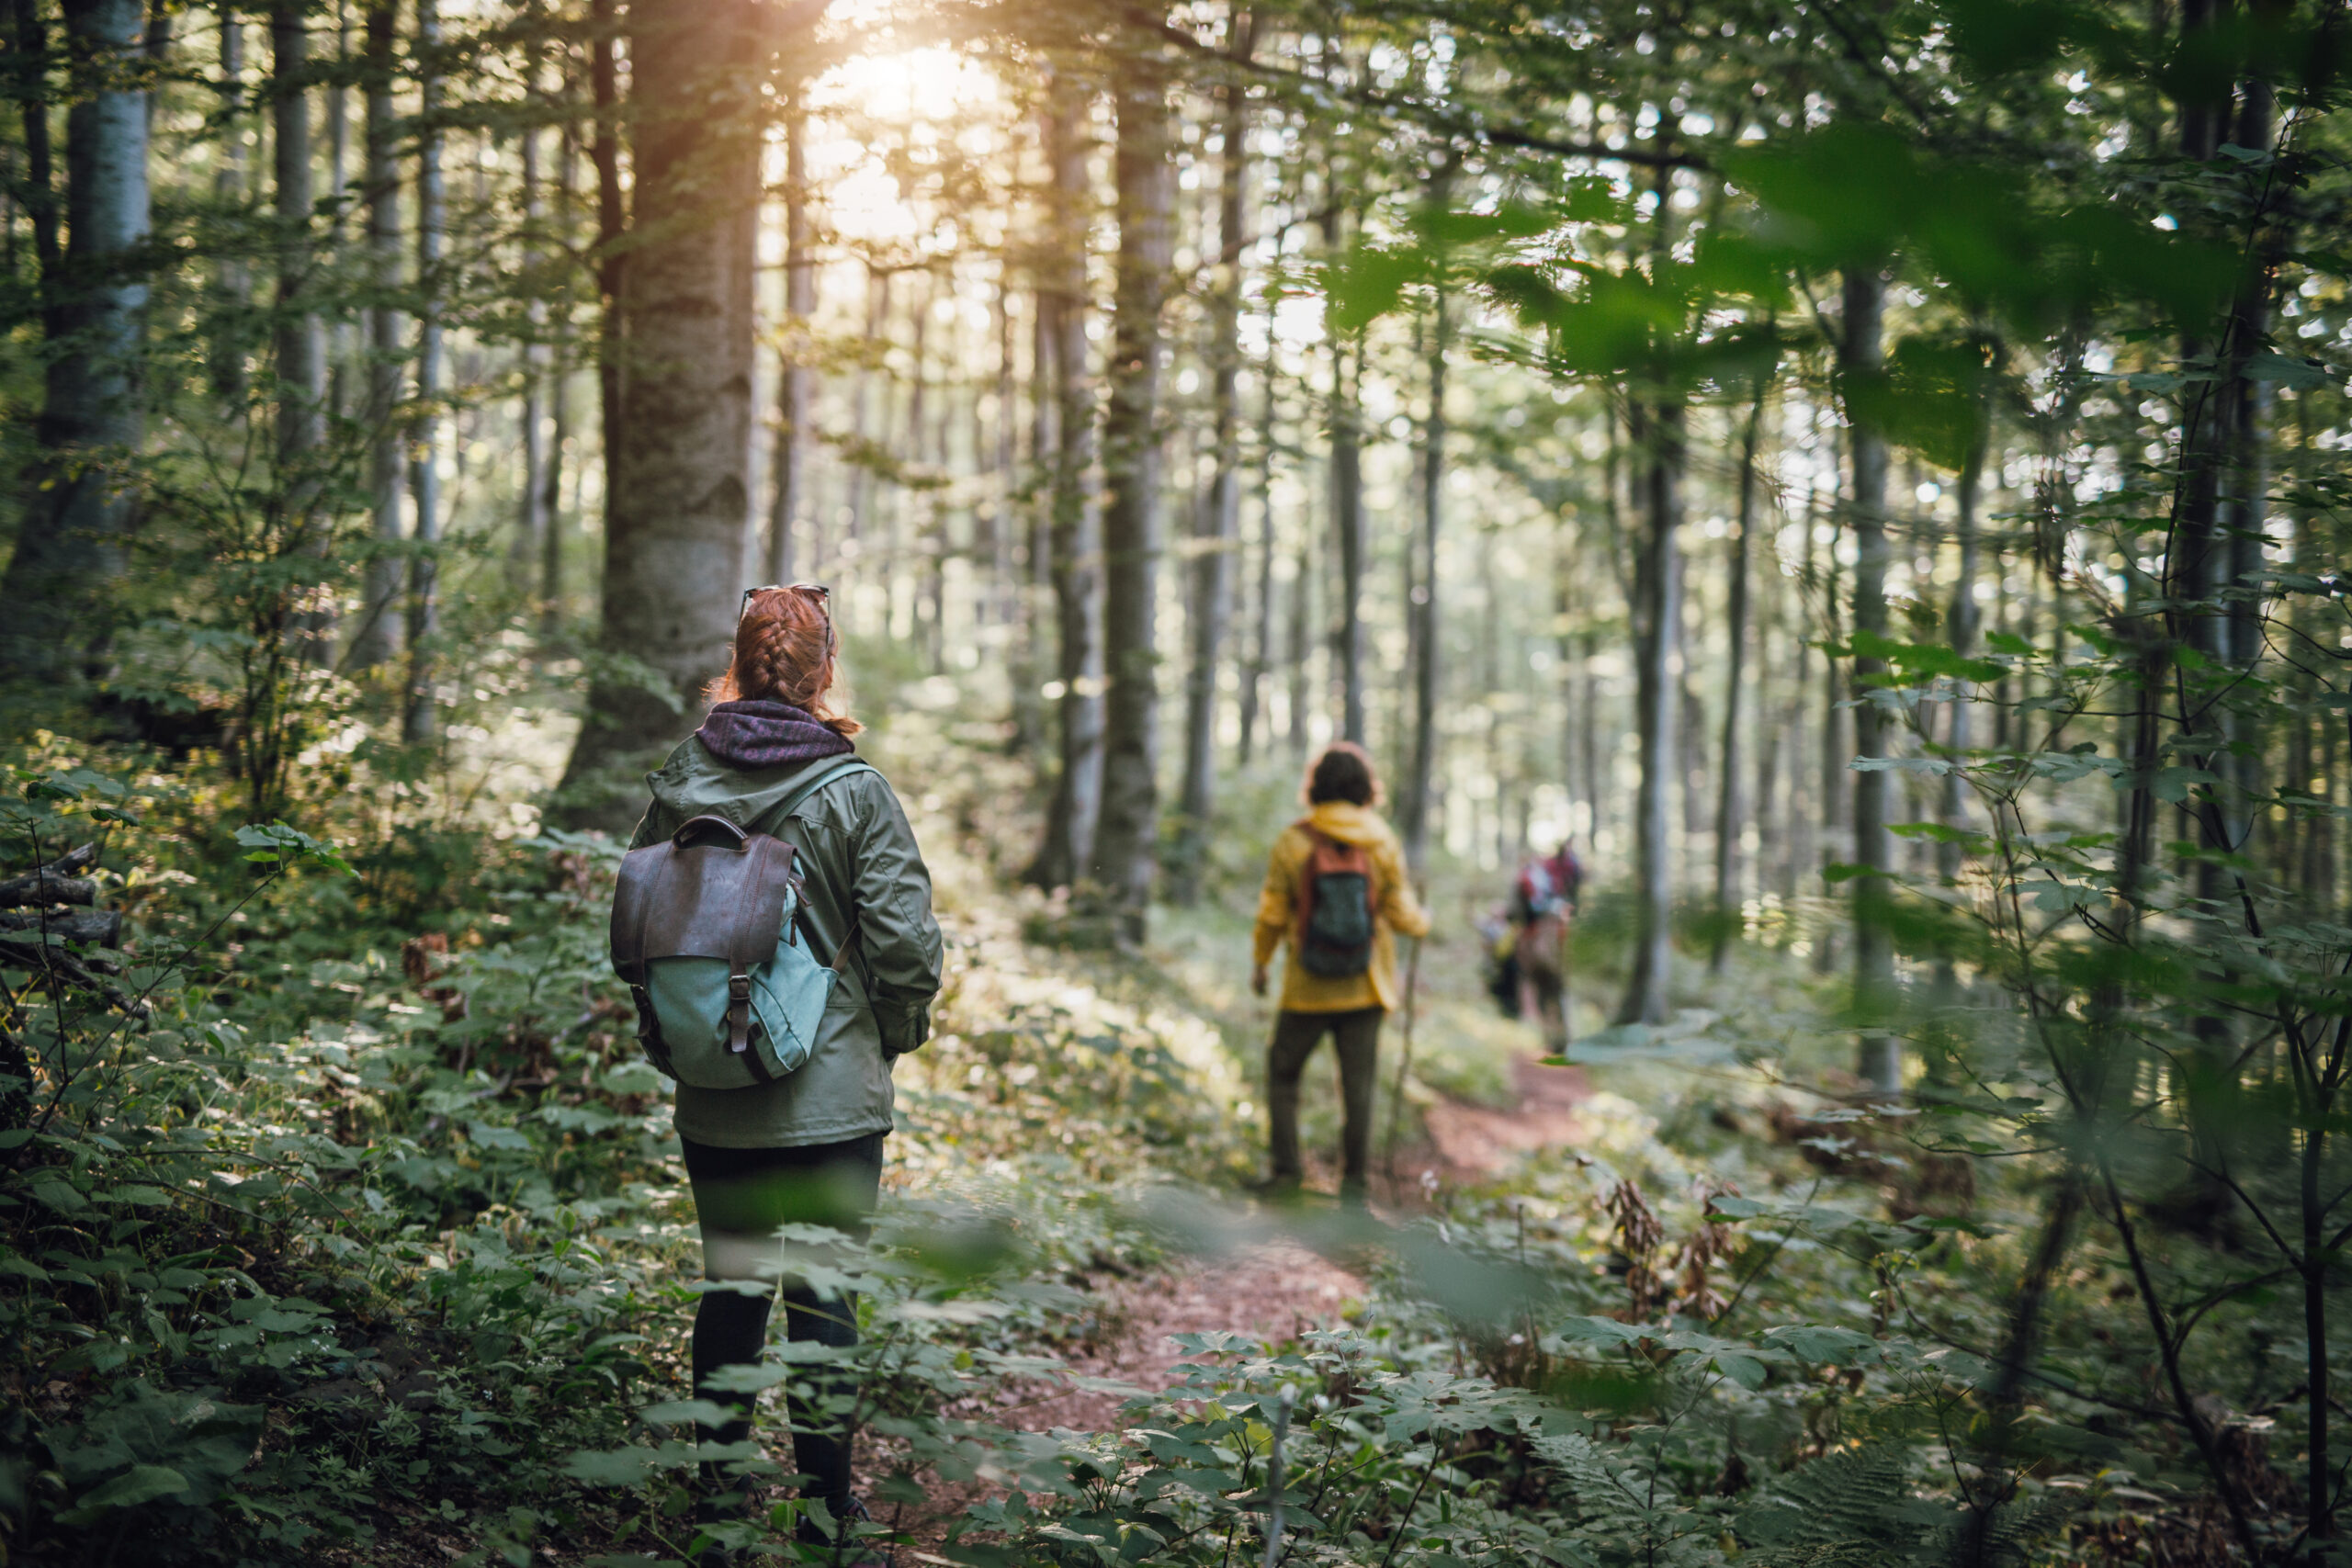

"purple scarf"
[696,700,854,771]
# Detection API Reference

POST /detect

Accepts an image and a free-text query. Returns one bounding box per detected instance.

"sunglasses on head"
[738,583,837,655]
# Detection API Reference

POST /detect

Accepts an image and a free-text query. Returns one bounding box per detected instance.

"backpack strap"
[771,756,881,980]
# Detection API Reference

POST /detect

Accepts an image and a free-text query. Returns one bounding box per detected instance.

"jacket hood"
[1301,801,1394,848]
[644,738,850,829]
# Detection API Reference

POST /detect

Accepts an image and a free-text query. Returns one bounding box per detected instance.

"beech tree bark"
[1842,267,1899,1094]
[557,0,768,826]
[1170,11,1250,907]
[1023,70,1103,891]
[1088,47,1174,942]
[0,0,151,686]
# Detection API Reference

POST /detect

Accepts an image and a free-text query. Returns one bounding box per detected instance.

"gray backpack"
[608,759,876,1089]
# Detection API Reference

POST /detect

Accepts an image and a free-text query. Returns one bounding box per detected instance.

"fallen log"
[0,910,123,946]
[0,843,99,909]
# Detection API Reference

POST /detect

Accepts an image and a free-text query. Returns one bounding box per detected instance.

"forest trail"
[986,1050,1595,1438]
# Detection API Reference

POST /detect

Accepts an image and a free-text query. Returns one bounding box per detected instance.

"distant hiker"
[1250,742,1430,1208]
[623,584,942,1567]
[1510,840,1583,1051]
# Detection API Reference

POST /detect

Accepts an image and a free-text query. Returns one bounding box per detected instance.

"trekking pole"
[1381,931,1424,1185]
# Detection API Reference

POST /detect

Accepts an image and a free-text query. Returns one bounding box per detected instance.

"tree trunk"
[1709,378,1768,975]
[1023,72,1103,890]
[323,0,349,417]
[1616,399,1684,1027]
[1935,427,1985,999]
[1170,10,1251,906]
[542,66,577,631]
[402,0,443,742]
[589,0,625,598]
[349,0,402,671]
[273,2,329,653]
[766,99,815,583]
[1087,47,1174,943]
[209,3,246,402]
[1402,286,1446,877]
[1843,268,1898,1094]
[514,36,549,592]
[1329,318,1367,746]
[0,0,150,686]
[556,0,765,827]
[1237,331,1277,765]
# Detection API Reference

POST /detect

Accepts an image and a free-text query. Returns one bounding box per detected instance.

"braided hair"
[706,587,863,738]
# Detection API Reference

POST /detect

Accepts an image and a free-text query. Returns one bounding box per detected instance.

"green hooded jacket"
[628,738,944,1149]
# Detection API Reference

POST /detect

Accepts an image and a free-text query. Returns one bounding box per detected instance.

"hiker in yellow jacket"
[1250,742,1430,1205]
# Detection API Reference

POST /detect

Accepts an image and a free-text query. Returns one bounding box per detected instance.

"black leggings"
[682,1132,886,1529]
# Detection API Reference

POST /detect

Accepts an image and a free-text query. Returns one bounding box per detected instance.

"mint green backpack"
[607,759,876,1089]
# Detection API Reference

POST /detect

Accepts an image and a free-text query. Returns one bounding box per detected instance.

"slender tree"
[1842,267,1897,1093]
[349,0,402,671]
[765,95,815,583]
[1615,396,1684,1026]
[514,31,548,592]
[1170,7,1251,905]
[1023,68,1103,890]
[1402,282,1446,875]
[402,0,442,741]
[1088,39,1173,942]
[1709,377,1769,974]
[209,3,247,402]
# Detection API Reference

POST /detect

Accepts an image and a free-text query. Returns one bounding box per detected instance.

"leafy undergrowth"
[0,727,2273,1567]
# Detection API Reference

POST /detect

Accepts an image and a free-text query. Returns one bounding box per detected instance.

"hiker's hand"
[1250,964,1269,998]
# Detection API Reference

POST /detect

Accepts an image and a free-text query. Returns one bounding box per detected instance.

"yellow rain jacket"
[1252,802,1430,1013]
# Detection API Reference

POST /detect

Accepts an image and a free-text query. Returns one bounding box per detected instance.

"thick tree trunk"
[349,0,402,671]
[0,0,150,686]
[1843,268,1898,1093]
[557,0,764,827]
[1088,51,1174,942]
[402,0,443,741]
[765,101,815,583]
[1709,381,1768,975]
[1402,288,1446,877]
[1023,73,1103,890]
[1170,15,1251,906]
[1616,400,1684,1027]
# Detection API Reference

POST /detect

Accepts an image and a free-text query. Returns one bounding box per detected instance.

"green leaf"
[637,1398,739,1428]
[78,1464,191,1511]
[2245,351,2333,389]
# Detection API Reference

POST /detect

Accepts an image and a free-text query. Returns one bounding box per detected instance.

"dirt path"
[996,1051,1595,1435]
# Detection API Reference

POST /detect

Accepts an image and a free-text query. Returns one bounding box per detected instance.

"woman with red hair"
[629,584,941,1566]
